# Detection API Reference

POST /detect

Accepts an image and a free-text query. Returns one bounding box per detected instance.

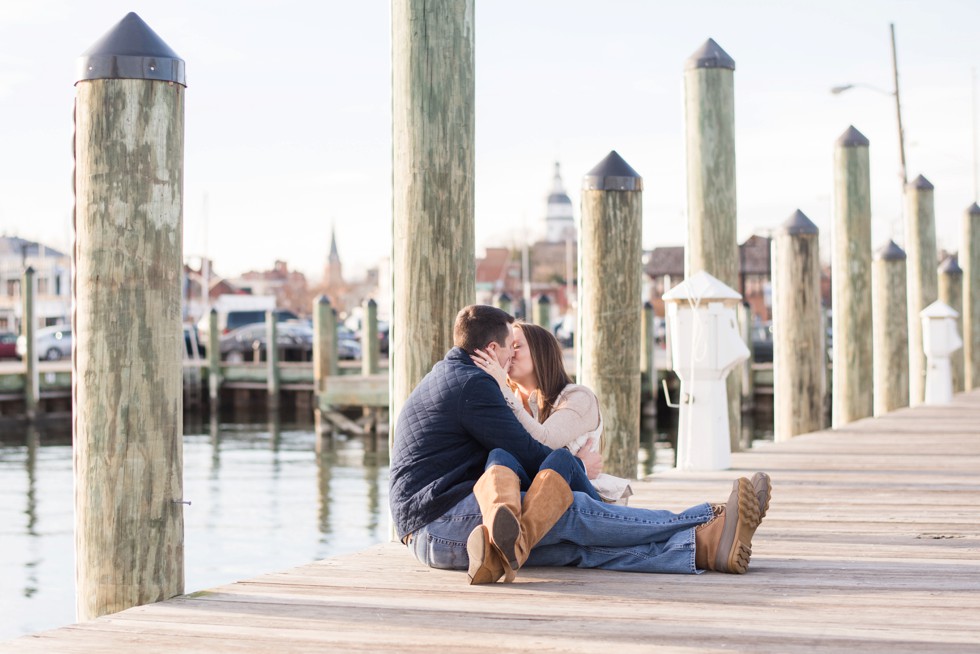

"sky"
[1,0,979,283]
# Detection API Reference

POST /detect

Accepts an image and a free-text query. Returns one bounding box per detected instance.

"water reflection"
[23,426,40,599]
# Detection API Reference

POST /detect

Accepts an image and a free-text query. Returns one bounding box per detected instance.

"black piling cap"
[907,174,934,191]
[498,292,512,302]
[968,203,980,215]
[644,300,653,309]
[780,210,819,235]
[537,295,551,304]
[77,12,185,86]
[685,38,735,71]
[317,295,332,306]
[836,125,870,148]
[367,298,377,308]
[582,151,643,191]
[875,240,907,261]
[939,255,962,275]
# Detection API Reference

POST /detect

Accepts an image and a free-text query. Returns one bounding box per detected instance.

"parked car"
[16,325,72,361]
[0,331,17,359]
[751,322,773,363]
[221,321,313,362]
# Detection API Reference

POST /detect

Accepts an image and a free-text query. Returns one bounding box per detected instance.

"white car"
[17,325,72,361]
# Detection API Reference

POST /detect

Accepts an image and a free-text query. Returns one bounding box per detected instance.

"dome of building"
[545,162,575,242]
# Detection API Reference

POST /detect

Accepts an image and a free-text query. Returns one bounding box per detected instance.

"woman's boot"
[503,468,574,582]
[467,466,523,585]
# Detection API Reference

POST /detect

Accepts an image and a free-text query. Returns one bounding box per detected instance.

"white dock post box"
[921,301,962,405]
[663,271,749,471]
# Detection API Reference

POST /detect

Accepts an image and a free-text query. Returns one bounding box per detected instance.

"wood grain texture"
[905,184,938,405]
[964,206,980,389]
[390,0,475,438]
[773,230,824,440]
[577,190,642,479]
[10,390,980,653]
[938,264,964,393]
[73,79,184,620]
[683,65,741,451]
[873,256,910,413]
[832,141,874,426]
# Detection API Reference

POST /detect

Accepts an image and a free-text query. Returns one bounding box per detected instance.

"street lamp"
[831,23,908,191]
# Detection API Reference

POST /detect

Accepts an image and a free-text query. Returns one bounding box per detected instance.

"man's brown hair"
[513,322,573,422]
[453,304,514,353]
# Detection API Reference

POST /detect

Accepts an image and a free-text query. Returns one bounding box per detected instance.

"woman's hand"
[471,348,509,388]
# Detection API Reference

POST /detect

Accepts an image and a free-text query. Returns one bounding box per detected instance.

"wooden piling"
[832,126,874,426]
[313,295,334,450]
[533,294,552,330]
[72,12,185,620]
[963,203,980,390]
[938,256,964,393]
[578,151,642,479]
[905,175,939,405]
[640,301,655,397]
[495,292,513,316]
[207,308,220,405]
[873,241,910,414]
[391,0,475,439]
[21,266,38,420]
[773,210,824,441]
[266,310,280,408]
[684,38,741,450]
[362,298,380,376]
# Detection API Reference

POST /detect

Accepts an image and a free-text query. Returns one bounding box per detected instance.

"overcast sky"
[1,0,978,282]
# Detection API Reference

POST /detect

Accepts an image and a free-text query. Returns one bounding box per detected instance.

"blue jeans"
[486,447,602,501]
[408,448,713,574]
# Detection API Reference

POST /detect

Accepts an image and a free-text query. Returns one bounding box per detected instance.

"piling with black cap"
[72,12,185,620]
[905,175,939,405]
[684,38,741,450]
[391,0,475,439]
[963,203,980,390]
[938,256,964,393]
[773,211,825,441]
[832,126,874,426]
[495,292,513,316]
[578,151,643,478]
[533,294,552,330]
[21,267,38,420]
[362,298,380,376]
[873,241,910,414]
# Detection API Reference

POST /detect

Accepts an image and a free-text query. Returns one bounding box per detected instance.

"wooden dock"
[4,391,979,652]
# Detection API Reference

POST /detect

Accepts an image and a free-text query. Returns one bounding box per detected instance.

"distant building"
[0,236,70,331]
[234,260,311,317]
[544,162,575,243]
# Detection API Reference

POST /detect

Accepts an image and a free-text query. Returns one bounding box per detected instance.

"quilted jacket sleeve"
[458,373,552,472]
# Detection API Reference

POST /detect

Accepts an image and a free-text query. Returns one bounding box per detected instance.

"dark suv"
[224,309,298,334]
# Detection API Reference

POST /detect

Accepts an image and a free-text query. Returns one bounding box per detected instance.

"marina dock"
[3,389,977,652]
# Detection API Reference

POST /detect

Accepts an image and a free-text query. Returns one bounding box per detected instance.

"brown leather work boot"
[695,477,762,574]
[467,465,523,585]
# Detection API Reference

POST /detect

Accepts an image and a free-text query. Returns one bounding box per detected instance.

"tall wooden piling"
[832,126,874,426]
[905,175,939,405]
[873,241,910,413]
[684,38,741,450]
[938,256,964,393]
[21,267,38,419]
[362,298,380,376]
[73,13,185,620]
[495,292,513,316]
[207,309,221,405]
[578,151,642,479]
[773,210,824,441]
[640,301,655,397]
[313,295,334,450]
[533,294,552,330]
[391,0,475,439]
[963,203,980,390]
[265,310,280,408]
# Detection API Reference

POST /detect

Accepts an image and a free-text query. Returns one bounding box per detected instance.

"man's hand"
[575,439,603,479]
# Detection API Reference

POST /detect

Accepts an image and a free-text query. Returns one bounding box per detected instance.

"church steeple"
[323,223,345,293]
[328,224,340,262]
[545,162,575,242]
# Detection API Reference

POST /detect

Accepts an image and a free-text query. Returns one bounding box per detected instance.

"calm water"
[0,415,390,641]
[0,406,770,641]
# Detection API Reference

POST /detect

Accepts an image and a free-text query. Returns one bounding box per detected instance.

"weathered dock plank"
[4,390,979,653]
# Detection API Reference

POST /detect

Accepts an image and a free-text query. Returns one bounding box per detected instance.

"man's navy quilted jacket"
[389,347,552,540]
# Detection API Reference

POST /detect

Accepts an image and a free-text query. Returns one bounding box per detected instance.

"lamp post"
[831,23,908,193]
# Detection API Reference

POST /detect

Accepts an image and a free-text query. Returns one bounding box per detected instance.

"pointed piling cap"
[685,38,735,71]
[836,125,869,148]
[582,151,643,191]
[907,174,934,191]
[77,12,186,86]
[939,255,962,275]
[967,202,980,215]
[536,294,551,304]
[780,209,819,235]
[875,240,907,261]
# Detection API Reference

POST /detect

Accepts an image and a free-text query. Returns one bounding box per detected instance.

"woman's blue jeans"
[407,448,713,575]
[486,447,602,501]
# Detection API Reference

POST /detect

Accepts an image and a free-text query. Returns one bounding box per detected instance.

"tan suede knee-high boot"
[502,468,574,583]
[467,466,523,585]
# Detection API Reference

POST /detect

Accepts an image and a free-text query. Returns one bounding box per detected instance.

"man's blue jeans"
[408,448,713,574]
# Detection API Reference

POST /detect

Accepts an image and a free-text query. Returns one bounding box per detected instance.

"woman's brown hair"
[513,322,572,422]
